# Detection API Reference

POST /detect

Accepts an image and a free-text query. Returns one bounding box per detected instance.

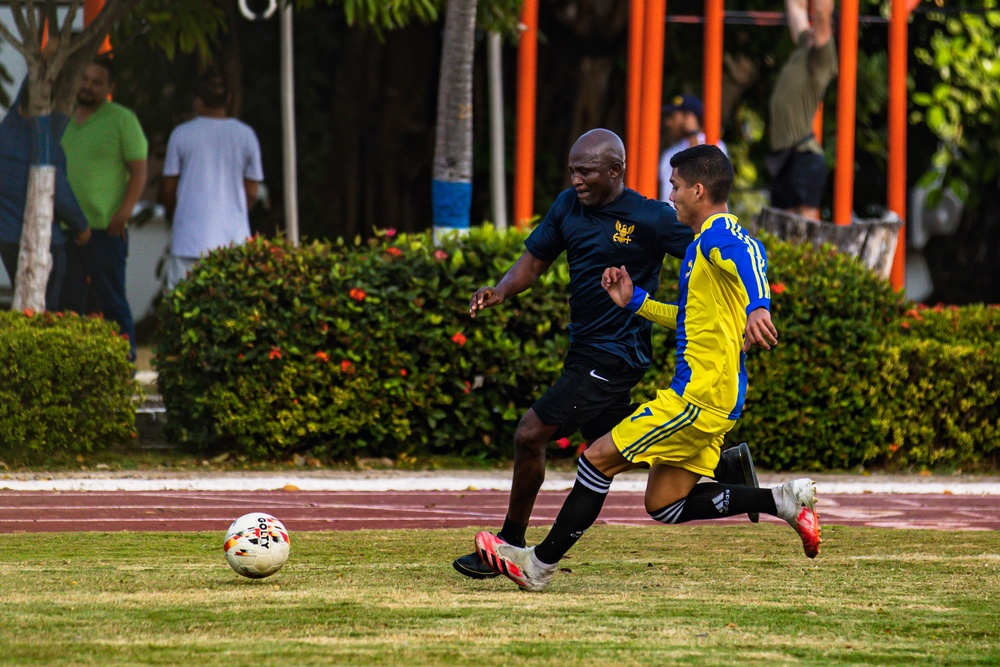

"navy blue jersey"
[525,187,693,369]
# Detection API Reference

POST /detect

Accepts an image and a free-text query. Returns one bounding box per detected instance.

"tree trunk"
[749,206,902,281]
[431,0,478,242]
[13,165,55,312]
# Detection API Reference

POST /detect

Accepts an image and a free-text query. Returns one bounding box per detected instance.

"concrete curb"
[2,470,999,495]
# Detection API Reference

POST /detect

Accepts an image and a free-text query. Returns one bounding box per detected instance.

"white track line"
[2,476,999,494]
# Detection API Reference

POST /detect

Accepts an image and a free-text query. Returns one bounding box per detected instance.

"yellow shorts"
[611,388,735,477]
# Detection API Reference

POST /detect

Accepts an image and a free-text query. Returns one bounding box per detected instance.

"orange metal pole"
[809,0,823,145]
[832,0,858,225]
[888,0,910,290]
[513,0,538,229]
[625,0,645,191]
[702,0,724,146]
[637,0,666,199]
[812,103,824,146]
[84,0,112,53]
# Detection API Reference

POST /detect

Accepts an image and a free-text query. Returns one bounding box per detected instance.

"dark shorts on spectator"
[770,150,828,210]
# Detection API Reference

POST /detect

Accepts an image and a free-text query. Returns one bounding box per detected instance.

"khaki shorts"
[611,388,735,477]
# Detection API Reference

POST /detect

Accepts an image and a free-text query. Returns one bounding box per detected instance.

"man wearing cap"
[658,95,727,202]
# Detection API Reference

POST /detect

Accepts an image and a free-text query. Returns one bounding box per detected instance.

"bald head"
[570,128,626,166]
[567,129,626,207]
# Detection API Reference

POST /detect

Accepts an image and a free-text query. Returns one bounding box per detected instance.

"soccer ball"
[223,512,290,579]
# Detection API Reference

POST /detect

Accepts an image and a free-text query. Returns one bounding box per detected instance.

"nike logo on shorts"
[589,370,609,382]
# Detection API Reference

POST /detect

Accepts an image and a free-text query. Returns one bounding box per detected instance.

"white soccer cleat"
[772,478,822,558]
[475,531,558,592]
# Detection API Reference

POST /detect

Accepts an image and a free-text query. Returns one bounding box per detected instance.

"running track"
[1,488,997,533]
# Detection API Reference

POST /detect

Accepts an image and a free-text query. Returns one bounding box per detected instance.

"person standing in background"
[161,72,264,291]
[767,0,837,221]
[0,79,90,310]
[658,95,726,203]
[61,56,147,361]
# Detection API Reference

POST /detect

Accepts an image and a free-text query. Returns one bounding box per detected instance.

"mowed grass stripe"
[1,524,998,666]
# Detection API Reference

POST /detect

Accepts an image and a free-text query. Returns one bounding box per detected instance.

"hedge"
[0,310,137,465]
[155,229,571,460]
[154,228,999,471]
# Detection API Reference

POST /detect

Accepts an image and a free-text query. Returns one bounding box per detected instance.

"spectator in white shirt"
[161,73,264,291]
[658,95,727,202]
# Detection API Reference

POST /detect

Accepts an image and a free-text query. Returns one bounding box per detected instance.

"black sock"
[534,456,612,565]
[498,517,528,548]
[649,483,777,524]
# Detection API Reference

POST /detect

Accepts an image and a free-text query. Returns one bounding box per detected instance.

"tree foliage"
[910,0,1000,207]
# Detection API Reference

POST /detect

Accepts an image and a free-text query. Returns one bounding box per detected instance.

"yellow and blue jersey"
[625,213,770,420]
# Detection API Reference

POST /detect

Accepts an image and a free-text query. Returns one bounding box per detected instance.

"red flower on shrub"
[341,360,354,374]
[434,250,449,262]
[315,351,330,362]
[321,323,329,333]
[400,368,408,377]
[575,443,587,457]
[386,247,403,257]
[385,228,397,238]
[771,282,786,295]
[269,347,282,360]
[451,332,467,346]
[349,288,367,301]
[905,308,923,321]
[889,443,900,453]
[556,437,572,449]
[23,308,35,317]
[463,380,471,394]
[901,321,911,329]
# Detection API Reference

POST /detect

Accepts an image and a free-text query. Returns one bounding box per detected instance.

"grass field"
[2,524,998,666]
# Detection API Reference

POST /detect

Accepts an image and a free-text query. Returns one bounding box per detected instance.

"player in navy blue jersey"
[453,130,760,580]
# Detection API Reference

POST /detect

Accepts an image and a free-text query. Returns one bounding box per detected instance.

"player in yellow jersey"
[475,145,822,592]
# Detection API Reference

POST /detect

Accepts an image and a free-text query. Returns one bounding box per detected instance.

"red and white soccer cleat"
[474,531,557,592]
[773,478,822,558]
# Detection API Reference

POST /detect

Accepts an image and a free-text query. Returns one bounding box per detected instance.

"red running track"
[1,490,997,533]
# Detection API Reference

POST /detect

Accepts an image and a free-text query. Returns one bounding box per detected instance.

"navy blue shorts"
[532,345,647,442]
[770,150,828,209]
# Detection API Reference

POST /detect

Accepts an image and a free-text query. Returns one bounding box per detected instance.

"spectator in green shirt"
[60,56,147,361]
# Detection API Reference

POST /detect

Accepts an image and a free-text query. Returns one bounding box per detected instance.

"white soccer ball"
[223,512,290,579]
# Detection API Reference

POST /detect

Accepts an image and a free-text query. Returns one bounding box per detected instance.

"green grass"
[2,525,998,666]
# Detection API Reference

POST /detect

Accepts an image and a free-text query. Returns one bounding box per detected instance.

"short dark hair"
[670,144,734,203]
[92,55,116,82]
[196,74,229,109]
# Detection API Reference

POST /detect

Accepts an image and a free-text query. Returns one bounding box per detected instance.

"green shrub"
[892,302,1000,345]
[0,310,136,464]
[155,228,997,471]
[874,340,999,469]
[155,229,572,458]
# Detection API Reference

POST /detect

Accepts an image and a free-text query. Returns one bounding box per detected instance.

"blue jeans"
[61,230,136,361]
[0,240,67,311]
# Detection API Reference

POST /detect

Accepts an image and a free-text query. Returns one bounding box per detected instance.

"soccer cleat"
[453,550,500,579]
[474,531,558,592]
[716,442,761,523]
[772,478,822,558]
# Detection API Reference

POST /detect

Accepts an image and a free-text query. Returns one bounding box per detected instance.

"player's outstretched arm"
[602,265,634,308]
[470,251,553,317]
[743,307,779,352]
